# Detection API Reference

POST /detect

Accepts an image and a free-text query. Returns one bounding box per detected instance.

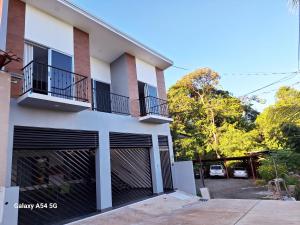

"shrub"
[284,174,300,186]
[258,161,288,181]
[255,179,267,186]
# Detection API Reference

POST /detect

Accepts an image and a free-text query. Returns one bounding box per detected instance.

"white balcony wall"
[25,4,74,55]
[90,57,111,84]
[136,58,157,87]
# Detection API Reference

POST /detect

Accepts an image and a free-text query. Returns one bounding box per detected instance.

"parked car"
[233,167,248,178]
[209,165,226,177]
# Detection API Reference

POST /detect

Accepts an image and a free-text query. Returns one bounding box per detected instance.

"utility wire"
[241,73,298,96]
[172,65,298,77]
[221,71,298,76]
[171,65,190,71]
[249,80,300,96]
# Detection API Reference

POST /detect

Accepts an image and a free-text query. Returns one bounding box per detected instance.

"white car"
[233,167,248,178]
[209,165,226,177]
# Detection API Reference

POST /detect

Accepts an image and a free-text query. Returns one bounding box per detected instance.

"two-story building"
[0,0,174,224]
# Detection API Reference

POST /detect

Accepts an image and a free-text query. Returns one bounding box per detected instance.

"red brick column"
[6,0,25,98]
[125,53,140,117]
[73,27,91,103]
[156,67,167,100]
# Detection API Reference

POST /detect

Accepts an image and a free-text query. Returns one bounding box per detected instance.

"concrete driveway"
[69,191,300,225]
[195,178,269,199]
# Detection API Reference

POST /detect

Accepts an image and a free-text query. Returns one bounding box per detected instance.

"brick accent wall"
[73,27,91,103]
[6,0,25,97]
[125,53,140,117]
[156,67,167,100]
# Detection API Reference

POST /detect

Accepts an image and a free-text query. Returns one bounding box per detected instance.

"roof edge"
[59,0,173,68]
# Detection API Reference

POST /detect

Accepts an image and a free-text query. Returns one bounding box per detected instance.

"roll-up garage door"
[12,126,98,225]
[158,135,173,192]
[13,126,99,150]
[110,132,153,207]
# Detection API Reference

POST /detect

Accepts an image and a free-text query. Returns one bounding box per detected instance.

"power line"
[171,65,298,77]
[251,81,300,96]
[221,71,298,76]
[241,73,298,96]
[171,65,190,71]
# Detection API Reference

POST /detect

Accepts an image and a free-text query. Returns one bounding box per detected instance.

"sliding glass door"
[145,84,159,115]
[93,80,111,113]
[24,43,49,94]
[24,43,74,99]
[50,50,73,99]
[138,82,158,115]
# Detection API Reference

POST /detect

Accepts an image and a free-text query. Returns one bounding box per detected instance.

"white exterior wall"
[90,57,111,84]
[173,161,197,196]
[7,101,174,210]
[136,58,157,87]
[25,5,74,55]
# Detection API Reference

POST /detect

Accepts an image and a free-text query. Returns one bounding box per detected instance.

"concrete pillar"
[0,71,10,187]
[0,72,19,225]
[0,186,19,225]
[150,134,163,194]
[96,131,112,211]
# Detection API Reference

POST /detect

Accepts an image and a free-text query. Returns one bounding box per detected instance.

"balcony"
[18,61,91,112]
[92,91,130,115]
[139,96,173,124]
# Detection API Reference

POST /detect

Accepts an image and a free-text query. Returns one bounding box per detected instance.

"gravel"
[195,178,270,199]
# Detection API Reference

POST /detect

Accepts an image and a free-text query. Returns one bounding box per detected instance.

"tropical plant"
[256,87,300,152]
[168,68,260,160]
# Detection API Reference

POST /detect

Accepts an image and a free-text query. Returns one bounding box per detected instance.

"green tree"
[256,87,300,151]
[168,68,260,160]
[218,124,263,157]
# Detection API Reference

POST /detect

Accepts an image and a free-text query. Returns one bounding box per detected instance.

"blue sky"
[71,0,299,111]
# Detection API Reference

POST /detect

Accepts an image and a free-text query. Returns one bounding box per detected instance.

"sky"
[71,0,299,111]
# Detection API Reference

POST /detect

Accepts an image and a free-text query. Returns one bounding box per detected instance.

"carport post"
[224,159,229,179]
[150,134,164,194]
[250,157,256,181]
[96,131,112,211]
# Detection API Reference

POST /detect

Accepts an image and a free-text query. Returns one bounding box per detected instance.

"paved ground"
[69,191,300,225]
[196,178,269,199]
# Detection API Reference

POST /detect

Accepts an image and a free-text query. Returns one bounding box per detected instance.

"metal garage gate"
[110,132,153,207]
[158,136,173,192]
[11,126,99,225]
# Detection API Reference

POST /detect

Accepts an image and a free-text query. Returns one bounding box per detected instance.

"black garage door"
[158,136,173,192]
[11,126,99,225]
[110,133,153,207]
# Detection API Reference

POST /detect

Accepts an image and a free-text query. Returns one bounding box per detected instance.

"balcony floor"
[139,114,173,124]
[18,92,91,112]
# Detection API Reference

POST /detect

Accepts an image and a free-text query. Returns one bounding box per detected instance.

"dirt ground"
[69,191,300,225]
[195,178,269,199]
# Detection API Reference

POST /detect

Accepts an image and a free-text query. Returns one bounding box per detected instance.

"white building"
[0,1,174,224]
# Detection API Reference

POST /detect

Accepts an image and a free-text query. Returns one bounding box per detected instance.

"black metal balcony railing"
[92,91,130,115]
[22,61,89,102]
[139,96,169,117]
